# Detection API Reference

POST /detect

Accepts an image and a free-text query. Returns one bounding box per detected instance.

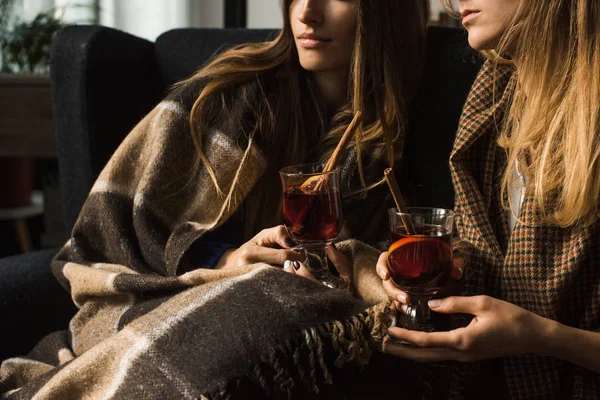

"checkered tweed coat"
[450,60,600,399]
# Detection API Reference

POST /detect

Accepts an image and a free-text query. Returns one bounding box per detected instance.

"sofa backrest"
[406,26,481,209]
[155,28,278,88]
[50,25,480,234]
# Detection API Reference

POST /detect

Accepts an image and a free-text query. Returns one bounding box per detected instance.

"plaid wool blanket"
[0,79,404,399]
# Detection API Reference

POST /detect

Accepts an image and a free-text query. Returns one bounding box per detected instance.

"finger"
[376,252,390,280]
[451,255,466,280]
[427,295,489,315]
[253,225,292,249]
[377,252,409,302]
[387,327,464,350]
[243,246,304,266]
[326,244,351,280]
[290,261,317,281]
[283,260,297,274]
[393,301,408,314]
[382,278,409,304]
[383,343,467,362]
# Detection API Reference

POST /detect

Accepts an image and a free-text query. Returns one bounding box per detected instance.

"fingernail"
[428,299,441,308]
[397,294,406,303]
[283,260,292,270]
[293,261,301,271]
[285,238,295,247]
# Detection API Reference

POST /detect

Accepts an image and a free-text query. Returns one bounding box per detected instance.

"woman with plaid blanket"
[143,0,429,282]
[378,0,600,398]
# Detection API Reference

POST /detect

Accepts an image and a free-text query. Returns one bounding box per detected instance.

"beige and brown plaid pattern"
[450,60,600,399]
[0,80,396,399]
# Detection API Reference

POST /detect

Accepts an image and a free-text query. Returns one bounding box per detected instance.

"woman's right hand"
[215,225,304,269]
[375,252,465,312]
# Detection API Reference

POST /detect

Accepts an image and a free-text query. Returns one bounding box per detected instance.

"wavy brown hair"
[443,0,600,227]
[181,0,428,236]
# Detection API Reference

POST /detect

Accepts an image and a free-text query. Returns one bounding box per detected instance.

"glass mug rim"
[279,163,339,178]
[388,206,455,219]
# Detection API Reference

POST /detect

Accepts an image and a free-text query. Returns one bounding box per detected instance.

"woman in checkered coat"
[376,0,600,398]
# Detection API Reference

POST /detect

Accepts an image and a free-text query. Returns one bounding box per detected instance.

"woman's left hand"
[384,295,551,362]
[282,244,354,294]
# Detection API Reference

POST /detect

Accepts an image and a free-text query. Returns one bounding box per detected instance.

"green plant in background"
[0,1,99,74]
[1,13,65,73]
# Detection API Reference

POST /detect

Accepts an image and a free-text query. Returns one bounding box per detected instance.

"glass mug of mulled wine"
[279,163,347,289]
[387,207,455,331]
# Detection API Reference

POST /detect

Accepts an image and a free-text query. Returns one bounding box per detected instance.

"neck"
[312,68,350,114]
[504,41,519,65]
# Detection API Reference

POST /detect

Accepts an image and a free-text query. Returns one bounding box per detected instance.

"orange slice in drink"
[388,236,449,255]
[388,235,452,280]
[299,175,325,193]
[388,235,452,254]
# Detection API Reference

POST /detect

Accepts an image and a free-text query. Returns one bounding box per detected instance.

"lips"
[297,33,332,49]
[460,9,480,24]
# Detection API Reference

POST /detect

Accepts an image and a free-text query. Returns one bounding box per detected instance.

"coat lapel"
[450,61,516,260]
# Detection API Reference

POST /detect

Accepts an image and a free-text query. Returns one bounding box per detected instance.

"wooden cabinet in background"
[0,74,55,158]
[0,75,58,249]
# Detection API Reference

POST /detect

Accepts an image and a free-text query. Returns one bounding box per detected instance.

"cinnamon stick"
[323,111,363,173]
[300,111,363,192]
[384,168,416,235]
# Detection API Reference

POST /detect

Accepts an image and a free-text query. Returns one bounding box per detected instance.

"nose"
[298,0,323,26]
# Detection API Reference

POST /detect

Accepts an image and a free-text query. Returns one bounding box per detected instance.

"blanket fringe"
[321,300,395,368]
[200,300,396,400]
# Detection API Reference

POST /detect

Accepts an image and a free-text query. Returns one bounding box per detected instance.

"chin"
[298,60,321,72]
[298,59,336,73]
[466,29,502,52]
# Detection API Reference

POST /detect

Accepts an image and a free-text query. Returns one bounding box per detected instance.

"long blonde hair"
[180,0,428,235]
[444,0,600,227]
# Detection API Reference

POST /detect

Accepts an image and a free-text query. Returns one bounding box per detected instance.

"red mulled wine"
[283,186,342,242]
[387,224,452,289]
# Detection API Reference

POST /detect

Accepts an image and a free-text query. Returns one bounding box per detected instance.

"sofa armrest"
[50,25,163,233]
[0,249,77,361]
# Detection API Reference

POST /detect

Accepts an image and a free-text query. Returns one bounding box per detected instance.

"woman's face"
[289,0,358,73]
[459,0,521,51]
